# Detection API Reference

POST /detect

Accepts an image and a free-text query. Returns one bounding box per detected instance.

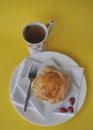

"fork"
[24,65,37,112]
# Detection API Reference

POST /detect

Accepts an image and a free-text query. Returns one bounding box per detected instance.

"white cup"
[22,20,54,54]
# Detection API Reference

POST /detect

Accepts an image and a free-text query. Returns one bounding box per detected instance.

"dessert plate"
[9,51,87,126]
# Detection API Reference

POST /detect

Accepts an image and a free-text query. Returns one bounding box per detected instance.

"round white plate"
[9,51,87,126]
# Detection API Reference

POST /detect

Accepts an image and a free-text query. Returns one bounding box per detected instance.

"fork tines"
[28,65,37,79]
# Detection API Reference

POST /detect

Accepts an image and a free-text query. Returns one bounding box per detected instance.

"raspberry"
[69,97,75,105]
[67,106,74,113]
[59,107,67,113]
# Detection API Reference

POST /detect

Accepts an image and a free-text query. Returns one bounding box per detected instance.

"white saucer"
[9,51,87,126]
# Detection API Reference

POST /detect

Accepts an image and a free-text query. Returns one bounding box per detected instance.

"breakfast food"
[67,106,74,113]
[59,107,67,113]
[69,97,75,105]
[31,66,70,104]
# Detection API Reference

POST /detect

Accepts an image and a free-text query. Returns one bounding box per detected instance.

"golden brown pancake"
[31,66,70,103]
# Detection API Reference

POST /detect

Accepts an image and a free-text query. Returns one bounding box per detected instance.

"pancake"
[31,66,70,103]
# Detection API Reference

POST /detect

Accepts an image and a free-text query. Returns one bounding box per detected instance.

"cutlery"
[24,66,37,112]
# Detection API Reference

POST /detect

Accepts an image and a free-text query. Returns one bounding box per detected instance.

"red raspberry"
[59,107,67,113]
[67,106,74,113]
[69,97,75,105]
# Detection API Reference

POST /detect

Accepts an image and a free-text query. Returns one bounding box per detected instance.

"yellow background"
[0,0,93,130]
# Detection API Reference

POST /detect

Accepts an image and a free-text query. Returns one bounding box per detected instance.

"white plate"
[9,51,87,126]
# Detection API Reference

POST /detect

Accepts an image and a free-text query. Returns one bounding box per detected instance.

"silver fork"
[24,65,37,112]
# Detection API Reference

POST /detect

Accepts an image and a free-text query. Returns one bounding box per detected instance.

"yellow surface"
[0,0,93,130]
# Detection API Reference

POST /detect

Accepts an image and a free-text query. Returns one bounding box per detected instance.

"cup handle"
[45,20,54,35]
